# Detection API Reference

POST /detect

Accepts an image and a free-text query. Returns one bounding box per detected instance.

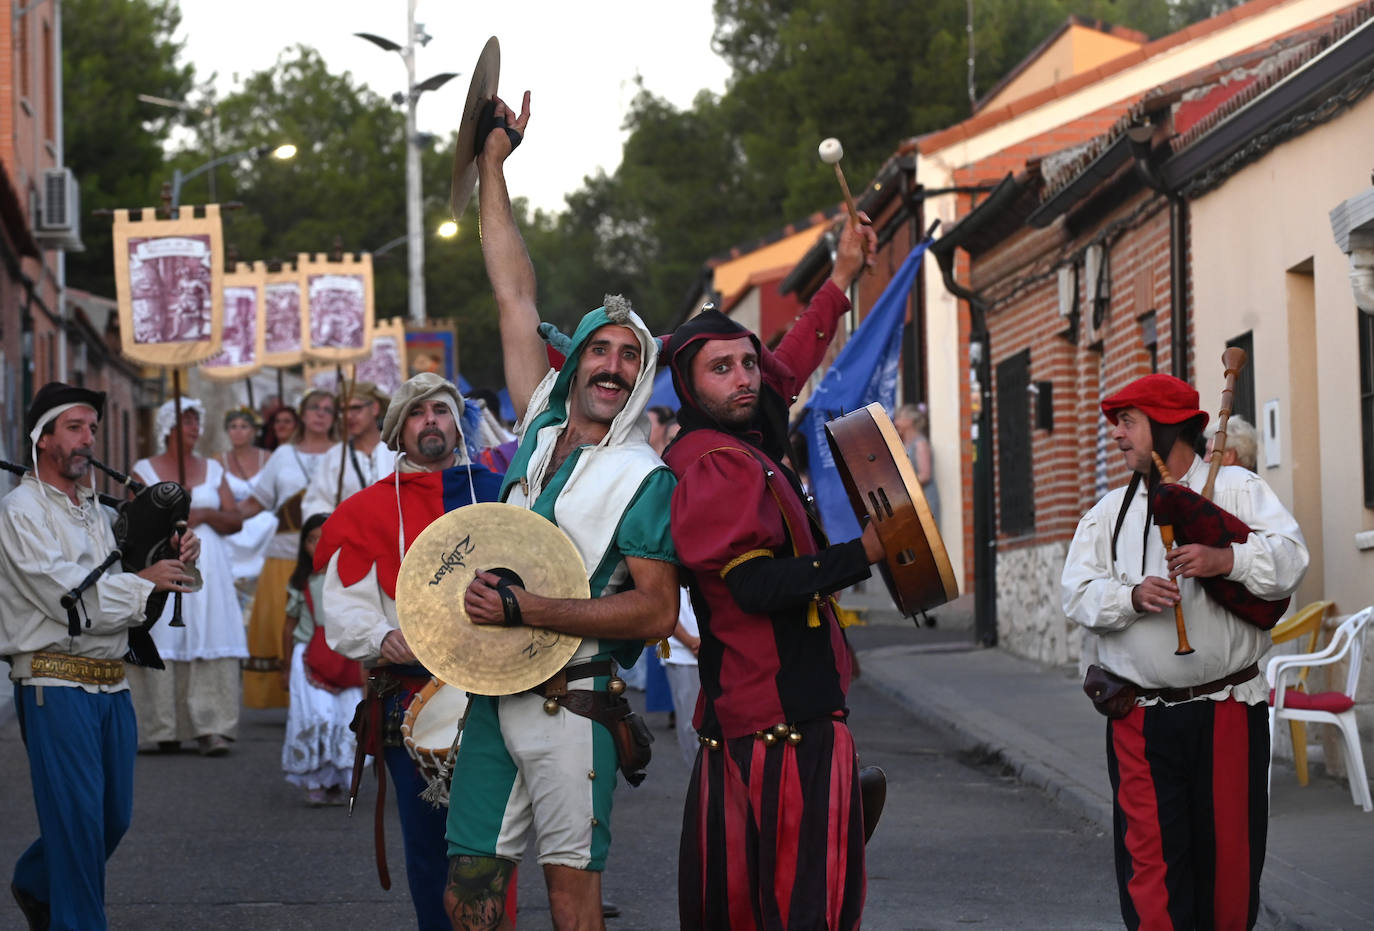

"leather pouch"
[1083,664,1138,719]
[609,706,654,787]
[553,690,655,786]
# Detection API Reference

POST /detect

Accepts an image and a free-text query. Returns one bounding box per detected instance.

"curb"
[857,658,1113,832]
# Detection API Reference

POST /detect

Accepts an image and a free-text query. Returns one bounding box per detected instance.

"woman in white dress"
[125,399,247,756]
[218,408,277,606]
[237,390,335,709]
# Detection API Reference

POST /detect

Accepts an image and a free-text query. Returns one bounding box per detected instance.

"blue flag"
[799,239,932,541]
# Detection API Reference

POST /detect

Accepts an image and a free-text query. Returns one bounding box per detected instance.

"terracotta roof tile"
[1037,1,1372,200]
[919,0,1292,154]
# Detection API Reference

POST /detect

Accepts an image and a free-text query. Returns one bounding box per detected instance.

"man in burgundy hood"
[662,215,881,930]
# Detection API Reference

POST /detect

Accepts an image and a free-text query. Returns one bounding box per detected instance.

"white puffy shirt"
[1061,456,1308,704]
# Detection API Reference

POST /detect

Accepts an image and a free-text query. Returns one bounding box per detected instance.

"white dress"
[282,575,360,791]
[131,458,248,662]
[222,461,277,583]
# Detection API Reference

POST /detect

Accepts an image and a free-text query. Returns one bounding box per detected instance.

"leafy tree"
[559,0,1241,329]
[200,47,534,389]
[62,0,194,296]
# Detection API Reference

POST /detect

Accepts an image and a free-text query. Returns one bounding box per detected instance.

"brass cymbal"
[396,502,586,696]
[450,36,500,221]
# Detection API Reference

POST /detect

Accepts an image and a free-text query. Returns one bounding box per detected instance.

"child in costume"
[281,513,362,805]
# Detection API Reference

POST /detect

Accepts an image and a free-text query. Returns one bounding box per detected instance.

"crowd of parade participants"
[1,85,1306,931]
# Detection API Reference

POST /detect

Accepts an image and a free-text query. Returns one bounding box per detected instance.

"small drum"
[401,677,469,784]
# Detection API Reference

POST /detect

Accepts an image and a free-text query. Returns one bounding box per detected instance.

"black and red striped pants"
[679,716,866,930]
[1106,698,1268,931]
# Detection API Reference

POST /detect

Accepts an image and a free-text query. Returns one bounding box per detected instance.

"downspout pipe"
[1128,123,1188,382]
[934,245,997,647]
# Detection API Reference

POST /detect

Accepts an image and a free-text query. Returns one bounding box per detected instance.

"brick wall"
[977,187,1184,657]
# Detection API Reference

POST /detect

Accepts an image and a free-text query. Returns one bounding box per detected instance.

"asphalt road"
[1,633,1120,929]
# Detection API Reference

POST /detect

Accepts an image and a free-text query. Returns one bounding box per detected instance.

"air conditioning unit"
[36,167,83,251]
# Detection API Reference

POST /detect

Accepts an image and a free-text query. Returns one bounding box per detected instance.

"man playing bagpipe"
[2,383,199,931]
[1061,373,1308,931]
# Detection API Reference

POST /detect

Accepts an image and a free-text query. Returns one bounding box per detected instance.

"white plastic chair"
[1267,606,1374,812]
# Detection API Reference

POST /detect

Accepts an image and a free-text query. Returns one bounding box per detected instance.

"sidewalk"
[845,589,1374,931]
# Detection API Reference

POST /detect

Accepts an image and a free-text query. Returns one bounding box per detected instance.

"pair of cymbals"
[395,502,587,695]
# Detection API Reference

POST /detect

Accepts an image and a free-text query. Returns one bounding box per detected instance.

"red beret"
[1101,373,1209,429]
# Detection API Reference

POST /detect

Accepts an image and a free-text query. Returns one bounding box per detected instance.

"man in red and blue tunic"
[316,372,509,930]
[663,215,881,930]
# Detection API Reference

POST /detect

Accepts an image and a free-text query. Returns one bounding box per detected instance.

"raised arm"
[476,91,547,423]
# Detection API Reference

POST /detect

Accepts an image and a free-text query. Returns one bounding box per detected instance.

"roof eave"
[1162,16,1374,191]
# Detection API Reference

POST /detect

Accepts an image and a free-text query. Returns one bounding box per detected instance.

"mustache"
[70,446,95,459]
[592,374,632,392]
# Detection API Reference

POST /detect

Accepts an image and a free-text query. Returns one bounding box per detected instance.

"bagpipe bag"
[1151,482,1288,630]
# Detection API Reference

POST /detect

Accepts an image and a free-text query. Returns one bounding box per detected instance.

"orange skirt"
[242,556,293,709]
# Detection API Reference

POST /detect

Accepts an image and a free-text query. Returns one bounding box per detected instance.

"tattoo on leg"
[445,855,513,931]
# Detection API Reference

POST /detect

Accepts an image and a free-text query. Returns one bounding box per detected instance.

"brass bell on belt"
[762,732,778,747]
[607,676,626,696]
[543,697,560,715]
[787,729,803,746]
[772,723,790,738]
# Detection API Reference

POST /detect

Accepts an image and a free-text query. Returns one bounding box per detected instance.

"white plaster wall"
[920,243,967,585]
[1189,90,1374,618]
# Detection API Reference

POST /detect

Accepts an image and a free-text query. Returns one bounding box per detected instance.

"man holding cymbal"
[444,89,679,931]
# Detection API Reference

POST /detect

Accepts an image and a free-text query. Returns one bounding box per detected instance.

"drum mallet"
[819,137,862,229]
[819,137,872,269]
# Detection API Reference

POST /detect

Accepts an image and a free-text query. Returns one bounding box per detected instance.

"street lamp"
[356,1,459,326]
[373,220,458,259]
[170,144,296,210]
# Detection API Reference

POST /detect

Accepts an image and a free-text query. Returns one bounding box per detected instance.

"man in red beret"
[1060,373,1308,931]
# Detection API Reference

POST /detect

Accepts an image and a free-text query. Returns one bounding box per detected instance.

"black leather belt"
[529,659,615,698]
[1139,662,1259,703]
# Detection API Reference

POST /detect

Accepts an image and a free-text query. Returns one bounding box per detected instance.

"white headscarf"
[155,398,206,453]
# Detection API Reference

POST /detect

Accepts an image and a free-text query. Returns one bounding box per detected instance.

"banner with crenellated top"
[112,205,225,366]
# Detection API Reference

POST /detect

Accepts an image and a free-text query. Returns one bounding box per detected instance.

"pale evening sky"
[171,0,733,215]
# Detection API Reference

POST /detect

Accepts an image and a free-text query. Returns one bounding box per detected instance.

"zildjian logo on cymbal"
[428,535,476,586]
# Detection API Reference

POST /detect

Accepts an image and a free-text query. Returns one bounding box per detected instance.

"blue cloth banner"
[496,387,516,424]
[646,368,679,412]
[799,238,933,541]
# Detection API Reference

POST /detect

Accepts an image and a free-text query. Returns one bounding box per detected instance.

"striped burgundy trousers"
[679,716,866,930]
[1106,698,1269,931]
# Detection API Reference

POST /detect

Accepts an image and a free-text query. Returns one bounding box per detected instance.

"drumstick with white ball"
[819,137,863,229]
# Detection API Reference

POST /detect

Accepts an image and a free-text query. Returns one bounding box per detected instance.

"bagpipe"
[1149,348,1288,646]
[1,457,196,668]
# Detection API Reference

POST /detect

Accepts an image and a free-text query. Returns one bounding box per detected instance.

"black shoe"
[11,883,49,931]
[602,900,620,919]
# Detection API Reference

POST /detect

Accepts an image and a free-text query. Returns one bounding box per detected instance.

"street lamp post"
[170,144,297,212]
[373,220,458,259]
[356,0,458,327]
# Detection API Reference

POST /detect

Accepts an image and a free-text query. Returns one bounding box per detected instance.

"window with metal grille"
[996,349,1034,535]
[1225,331,1256,425]
[1360,311,1374,508]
